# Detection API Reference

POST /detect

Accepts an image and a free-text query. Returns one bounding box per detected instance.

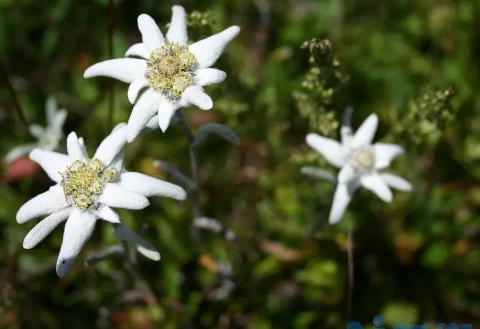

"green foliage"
[0,0,480,328]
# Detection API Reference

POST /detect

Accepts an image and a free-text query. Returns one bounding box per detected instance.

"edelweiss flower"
[16,124,186,276]
[306,108,412,224]
[5,97,67,163]
[84,6,240,141]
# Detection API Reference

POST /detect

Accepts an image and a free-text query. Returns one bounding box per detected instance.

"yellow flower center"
[353,149,375,169]
[146,42,196,99]
[60,159,115,209]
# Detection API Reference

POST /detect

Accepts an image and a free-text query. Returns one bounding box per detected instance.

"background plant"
[0,0,479,328]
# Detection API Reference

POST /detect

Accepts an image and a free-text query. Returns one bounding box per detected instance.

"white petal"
[66,132,87,161]
[352,113,378,147]
[166,5,188,46]
[137,14,164,51]
[110,150,124,174]
[23,208,72,249]
[5,144,36,163]
[158,99,177,132]
[52,109,67,131]
[126,89,160,142]
[128,78,149,104]
[29,149,71,182]
[146,115,158,130]
[300,166,337,183]
[84,58,147,83]
[93,123,127,165]
[329,182,358,224]
[188,26,240,68]
[341,106,354,146]
[306,133,346,168]
[125,43,150,58]
[29,124,45,139]
[118,172,187,200]
[92,205,120,223]
[46,96,58,123]
[98,183,149,210]
[380,173,412,192]
[16,185,68,224]
[374,143,404,169]
[181,86,213,110]
[56,209,97,277]
[360,173,393,202]
[338,165,358,184]
[113,224,160,261]
[195,68,226,86]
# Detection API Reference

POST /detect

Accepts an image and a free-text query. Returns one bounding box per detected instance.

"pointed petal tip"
[171,5,185,12]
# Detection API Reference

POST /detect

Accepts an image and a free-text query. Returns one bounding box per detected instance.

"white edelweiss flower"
[17,124,187,277]
[5,97,67,163]
[305,108,412,224]
[84,5,240,141]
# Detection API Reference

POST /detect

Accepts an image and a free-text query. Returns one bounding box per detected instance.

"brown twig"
[0,53,29,132]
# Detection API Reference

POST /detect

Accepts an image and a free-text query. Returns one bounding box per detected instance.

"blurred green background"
[1,0,480,328]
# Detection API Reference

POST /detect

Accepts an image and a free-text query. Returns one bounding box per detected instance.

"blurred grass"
[1,0,480,328]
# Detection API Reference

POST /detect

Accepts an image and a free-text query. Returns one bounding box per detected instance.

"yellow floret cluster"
[146,42,196,99]
[60,158,115,209]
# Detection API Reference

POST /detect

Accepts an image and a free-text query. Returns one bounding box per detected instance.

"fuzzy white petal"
[374,143,404,169]
[52,109,67,131]
[113,224,160,261]
[158,99,177,132]
[30,149,72,182]
[341,107,354,146]
[338,165,358,184]
[128,78,149,104]
[29,124,45,139]
[380,173,412,192]
[352,113,378,147]
[329,182,358,224]
[16,185,69,224]
[46,96,58,123]
[195,68,227,86]
[126,89,160,142]
[56,209,97,277]
[23,208,72,249]
[93,123,127,165]
[189,26,240,68]
[84,58,147,83]
[167,5,188,46]
[118,172,187,200]
[306,133,346,168]
[92,205,120,223]
[98,183,150,210]
[360,173,393,202]
[125,43,150,58]
[5,144,36,163]
[137,14,164,51]
[181,86,213,110]
[66,132,87,161]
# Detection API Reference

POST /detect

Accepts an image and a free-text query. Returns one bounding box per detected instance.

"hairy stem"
[178,111,201,219]
[347,224,354,320]
[121,241,156,301]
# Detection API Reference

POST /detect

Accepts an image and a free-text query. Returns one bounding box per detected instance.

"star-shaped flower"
[5,97,67,163]
[16,124,187,276]
[305,108,412,224]
[84,6,240,141]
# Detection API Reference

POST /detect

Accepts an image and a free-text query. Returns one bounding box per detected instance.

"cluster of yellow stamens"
[146,42,196,99]
[352,148,375,169]
[60,159,115,209]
